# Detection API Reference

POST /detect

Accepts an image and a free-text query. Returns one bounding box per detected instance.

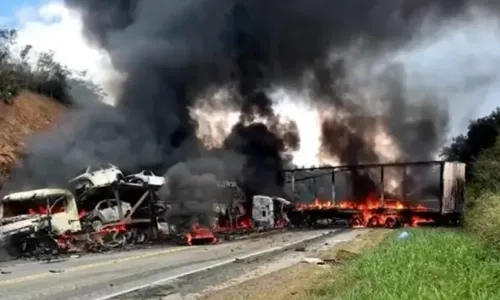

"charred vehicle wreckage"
[0,160,466,260]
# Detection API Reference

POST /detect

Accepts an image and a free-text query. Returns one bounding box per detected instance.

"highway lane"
[0,229,336,300]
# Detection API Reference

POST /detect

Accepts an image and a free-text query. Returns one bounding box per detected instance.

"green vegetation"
[441,107,500,183]
[465,191,500,254]
[0,27,105,104]
[310,229,500,300]
[0,28,71,103]
[465,139,500,199]
[309,106,500,300]
[458,110,500,253]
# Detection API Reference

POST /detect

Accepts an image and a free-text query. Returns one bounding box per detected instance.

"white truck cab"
[0,188,82,235]
[252,195,274,229]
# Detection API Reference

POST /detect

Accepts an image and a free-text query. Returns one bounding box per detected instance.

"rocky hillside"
[0,91,65,186]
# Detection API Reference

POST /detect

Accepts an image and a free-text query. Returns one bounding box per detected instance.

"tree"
[468,138,500,197]
[32,50,72,103]
[67,76,107,106]
[441,108,500,180]
[0,28,75,104]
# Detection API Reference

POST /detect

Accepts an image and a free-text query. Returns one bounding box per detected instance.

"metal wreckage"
[0,160,466,260]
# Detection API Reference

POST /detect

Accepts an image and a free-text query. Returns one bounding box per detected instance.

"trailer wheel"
[92,218,104,231]
[135,232,146,244]
[128,229,146,244]
[13,236,29,254]
[112,232,127,247]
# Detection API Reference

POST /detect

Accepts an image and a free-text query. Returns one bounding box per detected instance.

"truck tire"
[91,218,104,231]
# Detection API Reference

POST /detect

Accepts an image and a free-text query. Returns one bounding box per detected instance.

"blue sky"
[0,1,28,25]
[0,0,55,27]
[0,1,29,15]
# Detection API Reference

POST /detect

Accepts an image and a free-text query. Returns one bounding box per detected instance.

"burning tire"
[367,216,380,227]
[384,217,401,228]
[349,215,364,227]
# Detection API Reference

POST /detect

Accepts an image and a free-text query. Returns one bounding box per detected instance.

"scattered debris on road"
[48,269,65,273]
[302,257,324,265]
[294,245,306,252]
[233,258,244,264]
[302,257,343,266]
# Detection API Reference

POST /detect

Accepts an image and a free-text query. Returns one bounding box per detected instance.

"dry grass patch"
[0,91,64,185]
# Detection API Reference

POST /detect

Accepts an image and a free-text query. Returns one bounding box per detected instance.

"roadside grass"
[310,229,500,300]
[202,229,391,300]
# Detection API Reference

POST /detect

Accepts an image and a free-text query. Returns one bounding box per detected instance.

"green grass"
[309,229,500,300]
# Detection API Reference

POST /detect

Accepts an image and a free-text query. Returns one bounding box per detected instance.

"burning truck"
[0,164,295,257]
[288,161,466,228]
[0,165,171,259]
[161,179,293,245]
[181,194,292,245]
[0,160,465,260]
[0,189,81,258]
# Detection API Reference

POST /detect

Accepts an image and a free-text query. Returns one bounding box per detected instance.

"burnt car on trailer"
[69,164,124,196]
[125,170,165,187]
[81,198,133,231]
[75,178,172,246]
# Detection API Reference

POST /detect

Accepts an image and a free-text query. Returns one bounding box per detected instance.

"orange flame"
[296,193,433,228]
[184,223,217,246]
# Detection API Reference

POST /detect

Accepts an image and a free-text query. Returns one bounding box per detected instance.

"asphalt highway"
[0,229,336,300]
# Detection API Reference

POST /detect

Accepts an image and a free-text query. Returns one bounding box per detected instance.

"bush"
[465,192,500,254]
[468,138,500,195]
[461,136,500,254]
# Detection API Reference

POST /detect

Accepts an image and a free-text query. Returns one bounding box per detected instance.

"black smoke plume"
[4,0,495,226]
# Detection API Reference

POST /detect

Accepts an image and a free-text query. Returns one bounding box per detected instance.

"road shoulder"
[201,229,390,300]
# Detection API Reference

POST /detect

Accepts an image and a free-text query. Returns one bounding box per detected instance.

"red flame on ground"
[184,223,217,245]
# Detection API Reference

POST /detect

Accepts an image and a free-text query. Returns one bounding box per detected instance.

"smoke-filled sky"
[3,0,500,193]
[2,1,500,167]
[3,1,499,140]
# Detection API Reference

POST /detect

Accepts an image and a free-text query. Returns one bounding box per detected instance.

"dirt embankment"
[0,91,65,186]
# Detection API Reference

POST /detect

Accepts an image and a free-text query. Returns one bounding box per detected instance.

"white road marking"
[93,231,336,300]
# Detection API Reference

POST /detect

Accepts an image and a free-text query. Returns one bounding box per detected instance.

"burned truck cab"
[0,189,82,256]
[252,195,274,229]
[251,195,293,230]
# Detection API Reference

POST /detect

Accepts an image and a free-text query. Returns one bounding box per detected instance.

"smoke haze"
[4,0,500,225]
